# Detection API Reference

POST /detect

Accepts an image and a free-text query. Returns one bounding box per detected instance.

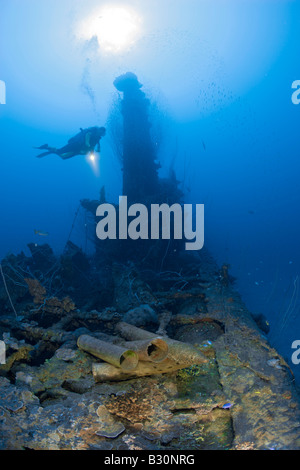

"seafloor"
[0,247,299,450]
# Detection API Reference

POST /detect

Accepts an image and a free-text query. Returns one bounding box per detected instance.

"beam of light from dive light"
[87,152,100,176]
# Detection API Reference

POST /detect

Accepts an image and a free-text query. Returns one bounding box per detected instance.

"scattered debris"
[0,249,299,450]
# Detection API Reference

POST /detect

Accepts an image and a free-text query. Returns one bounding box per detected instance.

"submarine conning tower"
[113,72,159,204]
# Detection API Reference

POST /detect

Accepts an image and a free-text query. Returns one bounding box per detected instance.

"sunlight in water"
[78,5,142,53]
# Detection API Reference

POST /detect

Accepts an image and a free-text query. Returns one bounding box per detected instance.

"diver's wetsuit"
[35,126,106,159]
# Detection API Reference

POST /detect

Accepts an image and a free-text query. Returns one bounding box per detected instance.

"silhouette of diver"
[35,126,106,160]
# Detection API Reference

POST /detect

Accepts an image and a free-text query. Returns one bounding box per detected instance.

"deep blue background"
[1,0,300,381]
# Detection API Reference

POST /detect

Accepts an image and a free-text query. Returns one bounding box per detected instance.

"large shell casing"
[92,359,191,382]
[77,334,138,371]
[115,322,208,364]
[121,338,168,363]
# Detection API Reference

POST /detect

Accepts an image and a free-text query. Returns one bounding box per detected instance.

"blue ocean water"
[1,0,300,382]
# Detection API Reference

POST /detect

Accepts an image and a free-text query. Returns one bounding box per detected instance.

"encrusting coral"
[25,278,76,315]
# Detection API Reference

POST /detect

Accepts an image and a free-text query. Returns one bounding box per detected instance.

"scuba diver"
[34,126,106,160]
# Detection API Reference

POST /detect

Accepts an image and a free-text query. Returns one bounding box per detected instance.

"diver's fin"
[34,144,50,150]
[35,144,58,158]
[36,151,52,158]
